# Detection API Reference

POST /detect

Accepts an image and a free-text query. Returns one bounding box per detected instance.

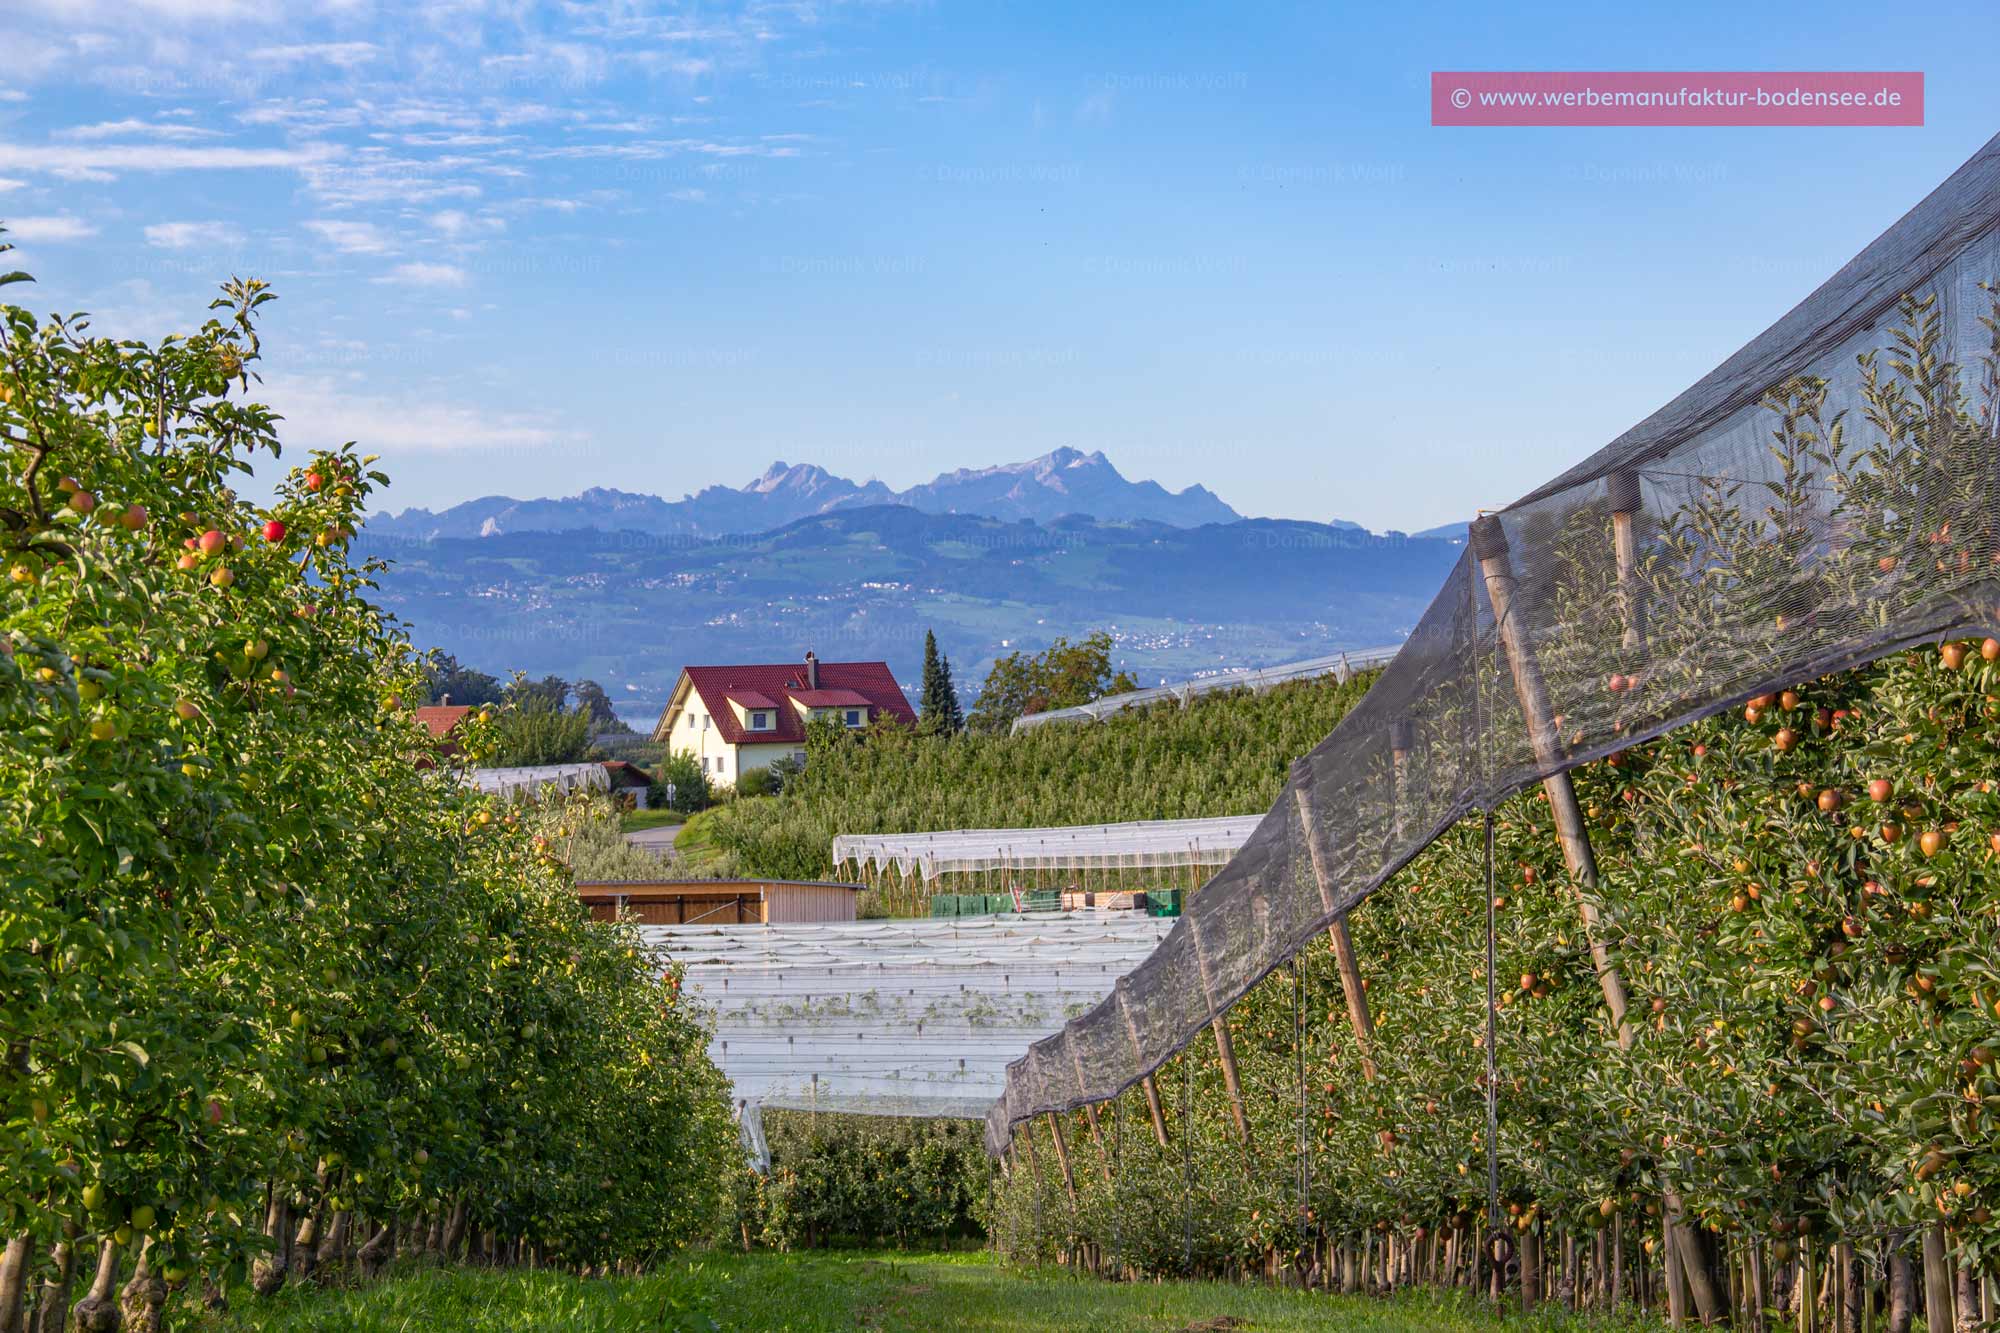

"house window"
[686,712,695,729]
[750,710,771,730]
[844,709,863,727]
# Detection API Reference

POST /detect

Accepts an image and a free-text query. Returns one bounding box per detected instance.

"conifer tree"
[918,628,964,734]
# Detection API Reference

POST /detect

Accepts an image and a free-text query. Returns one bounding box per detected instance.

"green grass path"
[189,1250,1665,1332]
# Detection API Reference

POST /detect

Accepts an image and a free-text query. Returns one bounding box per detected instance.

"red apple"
[196,529,224,555]
[1868,779,1893,803]
[306,471,324,492]
[262,519,287,543]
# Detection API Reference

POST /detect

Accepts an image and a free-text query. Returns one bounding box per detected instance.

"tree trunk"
[1953,1264,1980,1333]
[68,1240,122,1333]
[0,1237,30,1333]
[357,1222,394,1280]
[115,1242,164,1333]
[250,1196,291,1297]
[31,1231,78,1333]
[292,1204,322,1285]
[441,1200,468,1264]
[1521,1224,1542,1310]
[1885,1240,1915,1333]
[315,1210,350,1275]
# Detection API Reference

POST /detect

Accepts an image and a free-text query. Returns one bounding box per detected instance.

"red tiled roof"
[723,690,778,709]
[602,759,655,787]
[664,659,915,746]
[790,688,870,708]
[415,704,473,738]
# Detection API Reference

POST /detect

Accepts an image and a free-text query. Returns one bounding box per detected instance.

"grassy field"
[618,807,684,833]
[187,1251,1667,1332]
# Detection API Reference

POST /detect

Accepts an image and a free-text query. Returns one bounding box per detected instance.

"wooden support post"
[1046,1113,1078,1207]
[1472,511,1724,1326]
[1292,777,1377,1079]
[1186,914,1252,1148]
[1921,1224,1954,1333]
[1467,513,1633,1043]
[1607,468,1648,655]
[1115,980,1169,1147]
[1070,1047,1113,1182]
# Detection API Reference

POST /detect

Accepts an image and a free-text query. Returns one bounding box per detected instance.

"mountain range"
[361,449,1470,725]
[371,447,1242,540]
[359,506,1462,728]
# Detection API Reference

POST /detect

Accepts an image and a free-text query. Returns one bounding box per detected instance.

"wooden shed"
[575,879,862,926]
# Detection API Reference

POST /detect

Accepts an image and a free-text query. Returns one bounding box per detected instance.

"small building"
[650,650,916,789]
[413,699,476,768]
[601,759,656,808]
[576,879,863,925]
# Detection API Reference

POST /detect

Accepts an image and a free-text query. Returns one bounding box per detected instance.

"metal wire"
[1181,1051,1194,1274]
[1483,808,1500,1233]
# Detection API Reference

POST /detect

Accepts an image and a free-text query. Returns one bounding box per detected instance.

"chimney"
[440,693,452,706]
[804,651,819,690]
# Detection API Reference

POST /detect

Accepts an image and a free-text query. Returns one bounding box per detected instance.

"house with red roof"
[650,651,915,788]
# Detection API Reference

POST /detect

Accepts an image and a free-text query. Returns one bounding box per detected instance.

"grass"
[619,807,684,833]
[186,1250,1671,1332]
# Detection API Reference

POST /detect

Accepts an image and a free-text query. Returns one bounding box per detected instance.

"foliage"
[650,748,712,813]
[491,688,597,766]
[738,1113,992,1251]
[505,672,572,710]
[572,678,624,729]
[544,794,671,883]
[703,670,1376,883]
[0,264,738,1317]
[990,292,2000,1314]
[966,631,1138,733]
[917,629,964,735]
[419,650,504,707]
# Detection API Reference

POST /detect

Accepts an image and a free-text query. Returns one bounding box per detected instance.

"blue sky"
[0,0,1995,532]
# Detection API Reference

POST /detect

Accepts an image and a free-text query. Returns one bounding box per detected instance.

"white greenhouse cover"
[832,815,1264,882]
[641,912,1174,1167]
[1010,645,1404,732]
[468,763,609,800]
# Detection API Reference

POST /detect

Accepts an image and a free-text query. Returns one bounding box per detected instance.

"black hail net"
[986,131,2000,1156]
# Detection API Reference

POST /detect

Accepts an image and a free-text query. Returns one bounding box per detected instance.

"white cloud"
[0,177,24,192]
[263,373,559,455]
[247,42,379,68]
[144,220,245,248]
[381,261,468,287]
[0,142,338,177]
[302,218,393,254]
[4,215,99,242]
[59,119,224,141]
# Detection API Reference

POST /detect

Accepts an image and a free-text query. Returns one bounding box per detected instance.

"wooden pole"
[1608,468,1649,656]
[1070,1045,1112,1183]
[1467,513,1632,1043]
[1186,914,1253,1148]
[1115,981,1169,1146]
[1471,507,1725,1326]
[1292,777,1378,1079]
[1046,1113,1078,1207]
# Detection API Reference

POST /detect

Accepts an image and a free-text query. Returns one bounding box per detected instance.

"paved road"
[623,824,683,859]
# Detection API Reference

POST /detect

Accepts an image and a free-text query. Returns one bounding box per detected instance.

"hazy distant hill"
[371,448,1240,540]
[360,507,1459,726]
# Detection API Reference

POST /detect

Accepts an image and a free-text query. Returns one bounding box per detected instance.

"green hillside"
[701,671,1377,884]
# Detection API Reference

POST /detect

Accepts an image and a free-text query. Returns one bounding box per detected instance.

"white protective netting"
[832,815,1263,882]
[641,913,1173,1166]
[1010,646,1404,732]
[469,763,609,800]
